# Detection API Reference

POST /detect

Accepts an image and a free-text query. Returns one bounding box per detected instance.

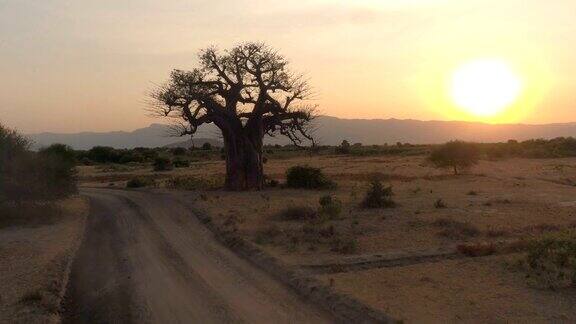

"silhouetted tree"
[336,140,351,154]
[429,141,480,175]
[201,142,212,151]
[151,43,315,190]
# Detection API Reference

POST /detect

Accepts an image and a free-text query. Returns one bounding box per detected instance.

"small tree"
[336,140,351,154]
[429,141,480,175]
[362,178,395,208]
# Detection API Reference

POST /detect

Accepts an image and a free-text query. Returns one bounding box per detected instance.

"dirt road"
[63,188,334,323]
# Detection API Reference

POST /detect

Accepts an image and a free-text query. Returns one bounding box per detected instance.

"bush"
[362,179,395,208]
[126,177,155,188]
[153,157,173,171]
[318,195,342,219]
[285,165,336,189]
[172,157,190,168]
[165,175,219,190]
[278,206,317,221]
[524,230,576,289]
[39,143,76,165]
[171,147,187,156]
[118,151,144,164]
[202,142,212,150]
[429,141,480,175]
[87,146,119,163]
[1,126,77,204]
[36,146,78,199]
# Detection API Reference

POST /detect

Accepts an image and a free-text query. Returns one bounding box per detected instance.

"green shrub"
[362,179,395,208]
[524,230,576,289]
[172,157,190,168]
[278,206,317,221]
[429,141,480,175]
[285,165,336,189]
[318,195,342,219]
[153,157,173,171]
[126,177,155,188]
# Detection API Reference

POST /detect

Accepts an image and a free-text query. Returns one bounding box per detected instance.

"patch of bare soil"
[0,197,88,324]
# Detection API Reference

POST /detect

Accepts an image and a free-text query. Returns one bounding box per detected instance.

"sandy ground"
[63,188,334,323]
[0,197,88,324]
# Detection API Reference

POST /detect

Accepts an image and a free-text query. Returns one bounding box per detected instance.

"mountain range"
[28,116,576,150]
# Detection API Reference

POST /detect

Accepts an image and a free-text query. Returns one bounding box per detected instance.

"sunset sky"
[1,0,575,133]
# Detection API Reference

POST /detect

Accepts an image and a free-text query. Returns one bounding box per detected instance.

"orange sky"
[1,0,575,133]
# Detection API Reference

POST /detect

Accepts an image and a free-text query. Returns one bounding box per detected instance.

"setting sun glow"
[450,59,523,118]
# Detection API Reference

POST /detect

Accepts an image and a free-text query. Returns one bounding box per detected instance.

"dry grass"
[320,254,576,322]
[0,197,88,323]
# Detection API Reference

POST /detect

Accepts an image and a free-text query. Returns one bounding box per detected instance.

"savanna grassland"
[78,142,576,322]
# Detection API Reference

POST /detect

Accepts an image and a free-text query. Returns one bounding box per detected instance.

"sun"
[450,59,522,117]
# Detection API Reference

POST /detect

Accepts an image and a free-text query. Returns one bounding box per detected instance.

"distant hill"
[29,123,177,150]
[28,116,576,149]
[306,116,576,145]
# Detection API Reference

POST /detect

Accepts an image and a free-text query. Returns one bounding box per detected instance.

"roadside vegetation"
[0,124,87,323]
[0,124,77,227]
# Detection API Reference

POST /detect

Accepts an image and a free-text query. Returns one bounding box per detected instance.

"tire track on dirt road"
[62,188,334,324]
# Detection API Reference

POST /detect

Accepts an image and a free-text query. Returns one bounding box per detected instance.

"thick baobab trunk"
[223,132,264,191]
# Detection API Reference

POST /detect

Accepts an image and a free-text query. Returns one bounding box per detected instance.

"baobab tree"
[151,43,316,190]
